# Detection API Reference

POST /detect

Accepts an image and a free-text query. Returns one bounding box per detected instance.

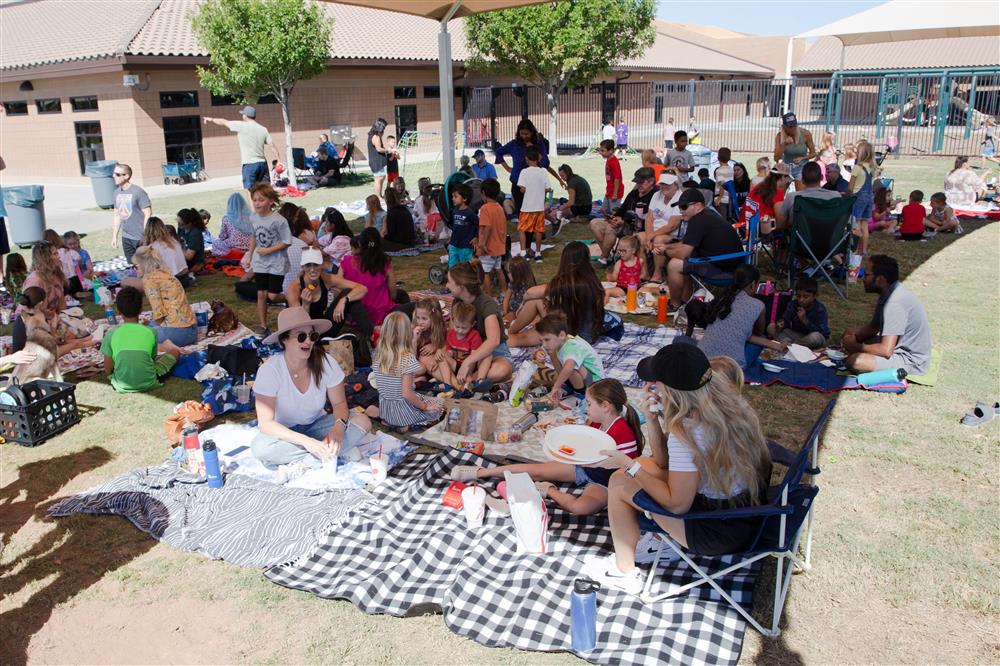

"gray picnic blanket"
[48,462,372,567]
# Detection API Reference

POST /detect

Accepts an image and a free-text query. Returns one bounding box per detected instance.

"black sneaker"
[534,253,543,263]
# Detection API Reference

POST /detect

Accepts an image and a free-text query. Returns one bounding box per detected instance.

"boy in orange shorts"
[517,146,550,262]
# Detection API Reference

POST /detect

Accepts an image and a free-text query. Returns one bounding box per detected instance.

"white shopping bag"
[504,471,549,554]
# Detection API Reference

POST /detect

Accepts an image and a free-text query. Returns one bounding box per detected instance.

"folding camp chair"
[632,398,835,638]
[787,194,857,300]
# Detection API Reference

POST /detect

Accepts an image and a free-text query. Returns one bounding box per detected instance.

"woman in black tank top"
[286,251,374,338]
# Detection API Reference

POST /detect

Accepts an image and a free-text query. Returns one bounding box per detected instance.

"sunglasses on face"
[678,204,690,211]
[281,329,318,344]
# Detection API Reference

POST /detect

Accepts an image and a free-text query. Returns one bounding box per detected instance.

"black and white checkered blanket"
[265,449,755,664]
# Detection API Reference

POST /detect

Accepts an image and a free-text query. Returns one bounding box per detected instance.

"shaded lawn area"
[1,155,998,664]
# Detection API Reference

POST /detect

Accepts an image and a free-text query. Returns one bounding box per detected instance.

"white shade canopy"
[797,0,1000,45]
[326,0,553,20]
[318,0,558,178]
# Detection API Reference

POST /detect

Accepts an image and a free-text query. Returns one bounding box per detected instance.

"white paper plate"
[543,425,614,464]
[761,362,786,373]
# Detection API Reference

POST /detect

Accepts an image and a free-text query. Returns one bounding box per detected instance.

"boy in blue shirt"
[448,183,478,267]
[766,277,830,349]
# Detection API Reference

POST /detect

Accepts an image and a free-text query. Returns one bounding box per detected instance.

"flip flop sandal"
[975,401,1000,417]
[484,494,510,515]
[960,405,995,427]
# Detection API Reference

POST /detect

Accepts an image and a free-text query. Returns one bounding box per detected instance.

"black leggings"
[326,290,374,337]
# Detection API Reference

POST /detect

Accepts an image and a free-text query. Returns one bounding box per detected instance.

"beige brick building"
[1,1,780,187]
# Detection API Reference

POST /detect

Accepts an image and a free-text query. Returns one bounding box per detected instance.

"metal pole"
[965,74,978,139]
[782,37,794,114]
[438,0,464,178]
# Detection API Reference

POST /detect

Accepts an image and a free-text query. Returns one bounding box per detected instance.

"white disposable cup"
[370,454,388,485]
[235,384,251,404]
[460,486,487,528]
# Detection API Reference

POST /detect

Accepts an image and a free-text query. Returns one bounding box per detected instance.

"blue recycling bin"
[84,159,118,209]
[2,185,46,247]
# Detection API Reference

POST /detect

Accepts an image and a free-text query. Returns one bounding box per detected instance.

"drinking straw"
[378,442,383,459]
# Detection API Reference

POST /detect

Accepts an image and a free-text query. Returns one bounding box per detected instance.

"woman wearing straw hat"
[251,307,372,471]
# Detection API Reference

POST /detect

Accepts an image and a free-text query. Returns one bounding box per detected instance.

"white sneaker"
[581,554,644,595]
[634,532,681,565]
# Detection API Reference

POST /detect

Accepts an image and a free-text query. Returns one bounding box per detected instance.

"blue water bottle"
[104,305,117,325]
[857,368,906,388]
[202,439,224,489]
[570,578,600,653]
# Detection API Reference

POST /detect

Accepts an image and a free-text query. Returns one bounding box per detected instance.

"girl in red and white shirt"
[604,235,643,303]
[451,378,651,515]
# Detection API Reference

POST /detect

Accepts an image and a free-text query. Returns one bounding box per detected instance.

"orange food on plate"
[559,446,576,455]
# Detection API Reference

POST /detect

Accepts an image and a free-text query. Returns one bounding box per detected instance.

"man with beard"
[841,254,931,375]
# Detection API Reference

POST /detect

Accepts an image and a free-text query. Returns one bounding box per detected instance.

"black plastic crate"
[0,379,80,446]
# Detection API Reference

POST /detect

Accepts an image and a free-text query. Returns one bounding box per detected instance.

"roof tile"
[795,35,1000,72]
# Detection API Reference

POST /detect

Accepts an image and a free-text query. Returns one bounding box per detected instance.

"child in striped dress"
[368,312,444,429]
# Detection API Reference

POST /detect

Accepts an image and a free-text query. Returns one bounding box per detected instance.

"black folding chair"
[787,194,857,300]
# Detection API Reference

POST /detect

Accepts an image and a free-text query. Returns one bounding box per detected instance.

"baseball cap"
[671,188,704,208]
[658,172,680,186]
[781,112,797,127]
[472,149,485,158]
[770,162,791,177]
[300,248,323,266]
[636,343,713,390]
[241,105,257,118]
[632,166,655,183]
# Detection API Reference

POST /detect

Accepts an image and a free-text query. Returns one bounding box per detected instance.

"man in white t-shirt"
[641,172,683,282]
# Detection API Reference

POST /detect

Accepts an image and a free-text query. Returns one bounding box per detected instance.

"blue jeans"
[251,414,368,468]
[151,323,198,347]
[242,162,269,190]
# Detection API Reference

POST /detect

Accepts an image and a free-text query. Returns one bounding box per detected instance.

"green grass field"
[1,154,998,664]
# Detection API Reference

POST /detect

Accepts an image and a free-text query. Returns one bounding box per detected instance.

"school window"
[36,98,61,114]
[654,96,664,124]
[394,104,417,141]
[573,86,585,94]
[74,121,105,175]
[809,88,829,117]
[162,115,205,165]
[258,94,278,104]
[70,96,98,111]
[159,91,199,108]
[423,86,440,98]
[211,93,239,106]
[394,86,416,99]
[2,101,28,115]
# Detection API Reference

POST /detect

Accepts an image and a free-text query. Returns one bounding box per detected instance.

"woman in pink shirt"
[337,227,399,326]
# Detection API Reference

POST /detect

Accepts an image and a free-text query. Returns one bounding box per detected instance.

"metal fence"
[462,71,1000,157]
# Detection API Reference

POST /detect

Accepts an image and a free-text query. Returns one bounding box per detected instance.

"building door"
[74,121,105,175]
[163,116,204,164]
[394,104,417,141]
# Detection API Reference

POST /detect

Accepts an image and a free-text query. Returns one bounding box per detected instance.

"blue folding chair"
[631,398,835,637]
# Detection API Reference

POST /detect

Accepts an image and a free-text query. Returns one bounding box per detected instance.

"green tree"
[466,0,655,157]
[191,0,331,185]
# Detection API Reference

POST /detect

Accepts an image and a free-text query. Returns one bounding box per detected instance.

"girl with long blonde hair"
[24,240,66,316]
[848,139,879,256]
[367,312,444,429]
[582,343,771,595]
[410,298,449,382]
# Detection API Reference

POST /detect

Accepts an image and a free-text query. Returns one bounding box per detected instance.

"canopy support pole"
[782,37,794,113]
[438,0,464,179]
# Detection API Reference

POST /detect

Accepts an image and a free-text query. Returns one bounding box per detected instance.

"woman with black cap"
[582,342,771,594]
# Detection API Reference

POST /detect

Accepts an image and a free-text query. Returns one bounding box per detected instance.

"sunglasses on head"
[281,329,318,344]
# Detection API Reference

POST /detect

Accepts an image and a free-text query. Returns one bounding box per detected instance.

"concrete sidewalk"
[1,175,244,236]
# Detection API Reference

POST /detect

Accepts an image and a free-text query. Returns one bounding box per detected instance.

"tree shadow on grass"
[0,447,160,666]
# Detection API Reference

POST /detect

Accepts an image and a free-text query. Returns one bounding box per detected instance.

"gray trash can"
[2,185,46,247]
[689,145,712,174]
[85,159,118,209]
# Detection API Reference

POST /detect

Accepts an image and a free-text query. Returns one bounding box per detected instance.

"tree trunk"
[546,90,558,157]
[279,89,297,187]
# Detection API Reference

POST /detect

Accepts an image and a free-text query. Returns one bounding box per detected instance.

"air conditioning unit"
[123,74,140,87]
